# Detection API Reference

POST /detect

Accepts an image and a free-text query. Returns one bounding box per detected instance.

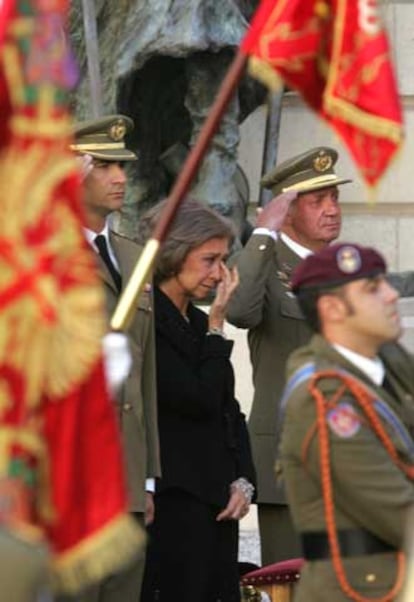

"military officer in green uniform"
[280,242,414,602]
[227,147,351,564]
[59,115,161,602]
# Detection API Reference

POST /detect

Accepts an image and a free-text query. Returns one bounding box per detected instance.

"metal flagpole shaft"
[81,0,103,117]
[110,49,248,332]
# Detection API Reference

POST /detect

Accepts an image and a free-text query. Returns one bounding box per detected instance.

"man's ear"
[317,293,346,324]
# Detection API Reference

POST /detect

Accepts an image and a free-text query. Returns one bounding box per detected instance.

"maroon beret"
[291,243,387,293]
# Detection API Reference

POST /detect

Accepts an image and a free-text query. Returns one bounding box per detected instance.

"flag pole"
[111,49,248,332]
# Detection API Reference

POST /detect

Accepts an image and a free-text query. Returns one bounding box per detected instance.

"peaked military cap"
[261,147,351,196]
[291,243,386,293]
[71,114,137,161]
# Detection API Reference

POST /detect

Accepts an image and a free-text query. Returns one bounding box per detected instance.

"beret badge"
[336,246,362,274]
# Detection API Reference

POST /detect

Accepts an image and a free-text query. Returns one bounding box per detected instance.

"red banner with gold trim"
[242,0,403,188]
[0,0,143,594]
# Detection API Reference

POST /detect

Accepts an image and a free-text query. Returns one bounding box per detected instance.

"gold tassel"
[52,514,146,594]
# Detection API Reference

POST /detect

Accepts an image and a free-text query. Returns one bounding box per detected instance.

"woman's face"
[174,237,230,300]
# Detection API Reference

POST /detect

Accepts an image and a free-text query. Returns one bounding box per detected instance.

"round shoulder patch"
[327,402,361,438]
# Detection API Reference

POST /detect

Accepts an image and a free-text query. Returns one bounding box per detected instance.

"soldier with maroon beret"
[280,243,414,601]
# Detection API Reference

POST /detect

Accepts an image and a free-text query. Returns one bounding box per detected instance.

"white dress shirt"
[333,343,385,387]
[84,222,120,270]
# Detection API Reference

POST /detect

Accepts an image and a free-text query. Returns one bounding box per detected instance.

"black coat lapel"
[154,288,207,363]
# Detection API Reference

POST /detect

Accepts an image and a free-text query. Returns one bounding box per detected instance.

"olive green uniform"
[280,334,414,601]
[227,234,309,563]
[59,114,160,602]
[59,232,161,602]
[0,530,50,602]
[106,231,160,514]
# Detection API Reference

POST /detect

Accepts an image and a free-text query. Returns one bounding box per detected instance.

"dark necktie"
[94,234,122,292]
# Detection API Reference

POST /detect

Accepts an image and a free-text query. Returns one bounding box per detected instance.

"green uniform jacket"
[281,334,414,601]
[100,231,161,512]
[227,234,311,503]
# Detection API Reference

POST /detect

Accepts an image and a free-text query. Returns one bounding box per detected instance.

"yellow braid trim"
[52,514,146,594]
[324,94,403,144]
[247,56,284,91]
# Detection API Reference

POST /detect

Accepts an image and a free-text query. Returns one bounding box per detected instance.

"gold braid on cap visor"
[70,142,125,151]
[282,174,339,192]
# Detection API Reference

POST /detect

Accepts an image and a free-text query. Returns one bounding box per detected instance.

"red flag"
[242,0,403,188]
[0,0,143,593]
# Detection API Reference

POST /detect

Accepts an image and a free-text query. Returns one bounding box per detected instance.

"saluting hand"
[76,152,94,181]
[256,190,297,232]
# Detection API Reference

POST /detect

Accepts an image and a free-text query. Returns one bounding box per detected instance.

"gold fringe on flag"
[52,514,146,594]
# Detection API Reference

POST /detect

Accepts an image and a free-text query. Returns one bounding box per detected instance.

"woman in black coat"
[139,199,256,602]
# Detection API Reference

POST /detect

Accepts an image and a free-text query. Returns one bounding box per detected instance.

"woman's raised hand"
[208,264,239,331]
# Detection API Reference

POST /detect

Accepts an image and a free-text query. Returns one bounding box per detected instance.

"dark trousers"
[258,503,302,566]
[141,489,240,602]
[55,513,146,602]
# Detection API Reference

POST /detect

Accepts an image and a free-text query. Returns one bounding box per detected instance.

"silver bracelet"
[231,477,255,503]
[206,327,226,338]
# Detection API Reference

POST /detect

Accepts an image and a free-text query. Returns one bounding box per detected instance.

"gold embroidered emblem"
[109,119,126,142]
[313,152,333,172]
[336,246,361,274]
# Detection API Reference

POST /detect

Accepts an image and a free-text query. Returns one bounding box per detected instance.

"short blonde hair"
[136,197,235,284]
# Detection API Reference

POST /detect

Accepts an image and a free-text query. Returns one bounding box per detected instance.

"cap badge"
[336,245,362,274]
[313,153,333,173]
[108,119,127,142]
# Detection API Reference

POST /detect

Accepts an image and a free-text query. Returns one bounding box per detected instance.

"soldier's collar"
[280,232,313,259]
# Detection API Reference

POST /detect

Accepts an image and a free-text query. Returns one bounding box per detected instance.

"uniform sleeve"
[226,234,275,329]
[142,290,161,478]
[282,390,414,548]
